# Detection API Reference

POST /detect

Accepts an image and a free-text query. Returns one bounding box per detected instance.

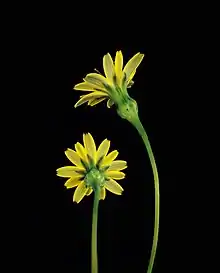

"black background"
[6,3,197,273]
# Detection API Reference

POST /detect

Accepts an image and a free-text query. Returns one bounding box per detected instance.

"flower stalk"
[132,116,159,273]
[91,186,100,273]
[117,100,159,273]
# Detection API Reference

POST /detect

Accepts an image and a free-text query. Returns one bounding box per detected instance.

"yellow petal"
[86,187,93,196]
[83,133,96,160]
[96,139,110,163]
[88,97,107,106]
[56,166,84,177]
[115,50,123,81]
[64,177,81,189]
[105,170,125,180]
[103,53,115,79]
[127,69,136,84]
[107,99,114,108]
[74,91,108,108]
[73,181,88,203]
[65,148,84,167]
[75,142,88,164]
[85,73,109,88]
[99,187,106,200]
[101,150,119,166]
[104,179,124,195]
[123,53,144,82]
[108,160,127,171]
[74,82,105,92]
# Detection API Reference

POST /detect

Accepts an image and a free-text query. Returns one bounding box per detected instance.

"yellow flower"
[56,133,127,203]
[73,51,144,108]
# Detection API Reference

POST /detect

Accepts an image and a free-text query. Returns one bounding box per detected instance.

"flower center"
[85,167,105,191]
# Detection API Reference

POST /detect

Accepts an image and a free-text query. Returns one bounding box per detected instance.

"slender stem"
[131,115,160,273]
[91,187,100,273]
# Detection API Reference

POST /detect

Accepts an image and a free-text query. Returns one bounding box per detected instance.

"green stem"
[131,115,160,273]
[91,187,100,273]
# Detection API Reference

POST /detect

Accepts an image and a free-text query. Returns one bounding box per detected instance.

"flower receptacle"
[85,168,105,191]
[116,96,139,124]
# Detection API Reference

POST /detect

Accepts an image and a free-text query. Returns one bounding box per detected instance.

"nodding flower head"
[73,51,144,110]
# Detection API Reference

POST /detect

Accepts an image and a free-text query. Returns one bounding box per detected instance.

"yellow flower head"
[74,51,144,109]
[56,133,127,203]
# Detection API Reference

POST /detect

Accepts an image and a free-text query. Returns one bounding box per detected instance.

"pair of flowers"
[56,51,144,202]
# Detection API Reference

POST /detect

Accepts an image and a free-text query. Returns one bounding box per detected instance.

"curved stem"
[131,115,160,273]
[91,187,100,273]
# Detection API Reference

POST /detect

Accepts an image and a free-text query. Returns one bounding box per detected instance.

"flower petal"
[85,73,109,88]
[88,97,107,106]
[127,69,136,84]
[86,187,93,196]
[96,139,110,163]
[101,150,119,166]
[65,149,84,167]
[83,133,96,160]
[56,166,84,177]
[103,53,115,79]
[115,50,123,83]
[99,187,106,200]
[75,142,88,164]
[73,181,88,203]
[104,179,124,195]
[108,160,127,171]
[107,99,114,108]
[64,177,81,189]
[123,53,144,82]
[106,170,125,180]
[74,82,106,92]
[74,91,108,108]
